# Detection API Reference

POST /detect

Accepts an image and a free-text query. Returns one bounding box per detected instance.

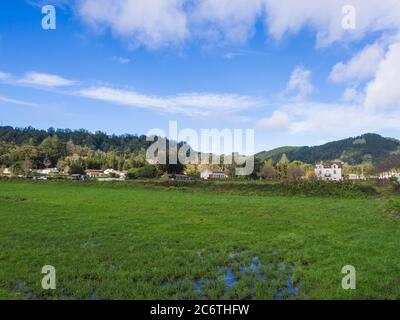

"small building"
[314,162,343,181]
[161,173,190,181]
[85,169,104,178]
[2,168,12,177]
[200,168,227,180]
[104,168,127,179]
[348,173,366,180]
[37,168,59,175]
[104,168,119,175]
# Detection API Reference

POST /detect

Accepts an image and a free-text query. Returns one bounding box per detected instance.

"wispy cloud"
[0,95,38,107]
[18,72,77,88]
[110,56,130,64]
[77,86,263,116]
[0,68,264,117]
[223,49,268,60]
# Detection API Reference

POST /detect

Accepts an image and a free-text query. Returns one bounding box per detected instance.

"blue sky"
[1,0,400,152]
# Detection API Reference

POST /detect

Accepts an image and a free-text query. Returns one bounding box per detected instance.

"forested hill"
[0,126,184,173]
[256,133,400,164]
[1,126,400,167]
[0,126,151,154]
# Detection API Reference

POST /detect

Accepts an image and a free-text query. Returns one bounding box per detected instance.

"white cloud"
[77,0,188,49]
[258,37,400,136]
[71,1,400,49]
[19,72,77,87]
[257,110,290,129]
[191,0,264,44]
[78,86,263,116]
[263,0,400,47]
[267,101,400,137]
[342,87,363,103]
[364,42,400,110]
[283,67,314,101]
[329,43,385,84]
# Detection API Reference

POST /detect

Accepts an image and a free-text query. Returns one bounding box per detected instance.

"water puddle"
[161,251,301,299]
[224,268,237,287]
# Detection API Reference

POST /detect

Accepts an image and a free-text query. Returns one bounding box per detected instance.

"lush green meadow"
[0,180,399,300]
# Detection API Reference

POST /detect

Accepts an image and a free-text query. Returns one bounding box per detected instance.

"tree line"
[1,126,400,179]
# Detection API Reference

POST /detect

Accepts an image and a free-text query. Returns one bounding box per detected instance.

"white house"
[104,169,127,179]
[104,168,119,175]
[200,168,227,180]
[2,168,11,176]
[314,162,343,181]
[37,168,59,175]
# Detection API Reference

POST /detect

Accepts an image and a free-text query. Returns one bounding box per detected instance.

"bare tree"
[375,155,400,174]
[287,165,305,181]
[259,162,277,180]
[21,159,32,176]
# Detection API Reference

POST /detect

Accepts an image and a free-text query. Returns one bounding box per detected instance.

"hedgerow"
[138,179,377,198]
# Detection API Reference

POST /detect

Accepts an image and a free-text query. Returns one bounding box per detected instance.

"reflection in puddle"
[161,251,301,299]
[225,268,236,287]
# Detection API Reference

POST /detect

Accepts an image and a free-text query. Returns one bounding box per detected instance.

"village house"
[314,162,343,181]
[2,168,12,177]
[37,168,59,175]
[85,169,104,178]
[104,169,127,179]
[200,168,228,180]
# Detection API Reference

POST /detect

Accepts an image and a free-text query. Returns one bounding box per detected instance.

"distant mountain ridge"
[256,133,400,165]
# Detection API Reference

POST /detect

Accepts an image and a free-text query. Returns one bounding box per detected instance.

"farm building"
[200,168,228,180]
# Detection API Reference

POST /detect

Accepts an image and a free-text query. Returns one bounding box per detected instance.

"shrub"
[386,199,400,216]
[137,179,377,198]
[126,169,138,180]
[391,178,400,193]
[69,163,85,175]
[127,165,159,179]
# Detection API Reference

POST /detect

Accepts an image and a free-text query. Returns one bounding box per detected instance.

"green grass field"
[0,180,399,299]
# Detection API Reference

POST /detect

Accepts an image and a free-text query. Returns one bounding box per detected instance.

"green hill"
[256,146,304,161]
[256,133,400,164]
